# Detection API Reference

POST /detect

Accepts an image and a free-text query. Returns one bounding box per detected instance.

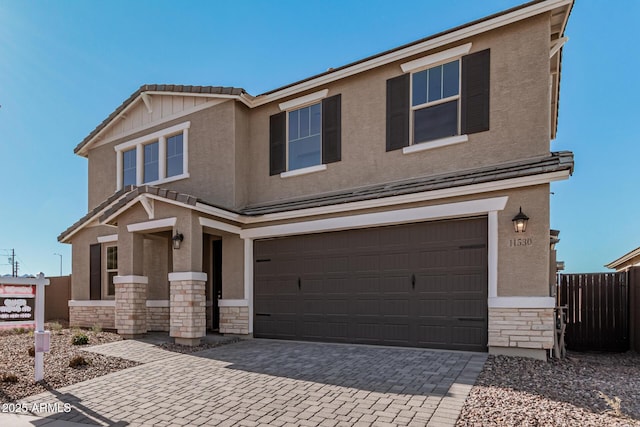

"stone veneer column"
[488,306,555,360]
[169,272,207,346]
[113,275,148,338]
[218,300,250,335]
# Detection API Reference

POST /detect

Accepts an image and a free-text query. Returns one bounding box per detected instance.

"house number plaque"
[508,238,533,247]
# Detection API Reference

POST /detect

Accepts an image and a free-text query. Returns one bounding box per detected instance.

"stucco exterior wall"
[69,225,117,300]
[245,14,550,206]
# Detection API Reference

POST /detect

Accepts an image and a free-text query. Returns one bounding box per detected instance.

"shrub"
[49,322,63,333]
[69,355,90,368]
[28,346,35,357]
[71,333,89,345]
[1,372,19,383]
[91,324,102,333]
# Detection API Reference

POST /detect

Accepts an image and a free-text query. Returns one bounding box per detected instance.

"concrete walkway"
[6,339,486,427]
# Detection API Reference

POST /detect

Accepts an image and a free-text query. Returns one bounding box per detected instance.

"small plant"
[1,372,19,383]
[598,390,623,417]
[11,327,29,335]
[49,321,63,333]
[71,333,89,345]
[69,355,90,368]
[91,324,102,333]
[28,346,35,357]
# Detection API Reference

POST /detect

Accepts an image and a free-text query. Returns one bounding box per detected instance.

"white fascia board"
[68,300,115,307]
[605,247,640,269]
[278,89,328,111]
[252,0,573,107]
[143,91,253,108]
[218,299,249,307]
[488,297,556,309]
[115,121,191,152]
[97,234,118,243]
[243,170,571,225]
[127,217,177,233]
[240,196,508,240]
[401,43,472,73]
[199,217,242,235]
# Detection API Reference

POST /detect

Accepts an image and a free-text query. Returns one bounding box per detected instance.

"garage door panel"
[254,217,488,351]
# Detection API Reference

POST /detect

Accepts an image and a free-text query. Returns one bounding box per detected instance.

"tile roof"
[240,151,574,215]
[58,151,573,242]
[74,84,247,155]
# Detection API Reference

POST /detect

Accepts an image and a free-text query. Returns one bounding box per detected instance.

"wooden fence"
[558,272,629,352]
[45,275,71,322]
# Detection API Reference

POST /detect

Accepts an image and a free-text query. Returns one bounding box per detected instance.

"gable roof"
[58,151,573,243]
[606,246,640,271]
[73,0,573,157]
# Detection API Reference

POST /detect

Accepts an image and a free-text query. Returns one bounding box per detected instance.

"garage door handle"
[411,274,415,289]
[256,313,271,317]
[458,317,485,322]
[298,277,301,290]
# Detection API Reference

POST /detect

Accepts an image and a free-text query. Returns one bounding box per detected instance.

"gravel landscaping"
[0,324,139,403]
[458,351,640,427]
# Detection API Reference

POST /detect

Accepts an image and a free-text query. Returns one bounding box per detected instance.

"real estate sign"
[0,284,36,329]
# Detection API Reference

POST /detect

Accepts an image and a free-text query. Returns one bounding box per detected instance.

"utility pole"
[9,249,16,277]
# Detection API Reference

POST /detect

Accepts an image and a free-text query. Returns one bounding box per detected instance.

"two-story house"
[59,0,574,360]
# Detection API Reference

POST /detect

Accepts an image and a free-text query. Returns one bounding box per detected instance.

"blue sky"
[0,0,637,276]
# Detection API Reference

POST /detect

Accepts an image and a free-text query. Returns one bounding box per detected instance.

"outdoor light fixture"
[172,231,184,249]
[512,207,529,233]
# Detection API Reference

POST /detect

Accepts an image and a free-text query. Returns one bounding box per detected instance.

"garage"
[253,216,488,352]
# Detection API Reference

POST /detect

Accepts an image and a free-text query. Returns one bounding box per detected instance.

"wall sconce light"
[512,207,529,233]
[172,231,184,249]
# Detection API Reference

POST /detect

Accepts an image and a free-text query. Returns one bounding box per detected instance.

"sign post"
[0,274,50,381]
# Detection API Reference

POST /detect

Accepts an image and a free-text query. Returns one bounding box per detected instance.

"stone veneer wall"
[147,306,170,332]
[69,306,115,329]
[219,306,249,335]
[488,308,554,350]
[115,281,147,336]
[169,279,206,339]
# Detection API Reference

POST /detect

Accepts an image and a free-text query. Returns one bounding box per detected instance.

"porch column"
[170,212,206,346]
[114,230,148,338]
[169,272,207,346]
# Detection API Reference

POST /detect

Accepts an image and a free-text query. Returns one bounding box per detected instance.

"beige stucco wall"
[69,225,117,300]
[244,14,550,206]
[87,101,241,211]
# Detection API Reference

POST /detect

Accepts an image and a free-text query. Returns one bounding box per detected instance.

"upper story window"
[115,121,190,190]
[288,102,322,171]
[411,60,460,143]
[386,44,490,154]
[269,90,341,177]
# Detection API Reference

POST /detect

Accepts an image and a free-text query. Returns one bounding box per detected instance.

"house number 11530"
[509,238,533,247]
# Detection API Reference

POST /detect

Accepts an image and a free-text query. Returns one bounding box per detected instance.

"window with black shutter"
[386,48,490,151]
[269,93,341,175]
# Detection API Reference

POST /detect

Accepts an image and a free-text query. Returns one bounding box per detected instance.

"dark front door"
[254,217,488,352]
[212,239,222,330]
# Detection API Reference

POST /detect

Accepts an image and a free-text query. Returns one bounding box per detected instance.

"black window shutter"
[386,74,410,151]
[89,243,101,300]
[322,94,341,164]
[269,111,286,175]
[461,49,490,135]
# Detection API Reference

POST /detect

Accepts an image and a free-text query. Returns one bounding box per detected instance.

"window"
[106,246,117,296]
[166,133,183,177]
[269,92,341,176]
[411,60,460,143]
[386,46,490,152]
[288,103,322,171]
[122,148,137,187]
[143,141,159,183]
[115,121,190,190]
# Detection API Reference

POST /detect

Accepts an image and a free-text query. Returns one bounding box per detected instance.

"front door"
[211,239,222,330]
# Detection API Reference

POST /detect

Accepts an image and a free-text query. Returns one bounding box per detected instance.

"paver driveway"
[18,339,487,426]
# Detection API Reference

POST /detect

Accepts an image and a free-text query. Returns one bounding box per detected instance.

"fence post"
[631,267,640,352]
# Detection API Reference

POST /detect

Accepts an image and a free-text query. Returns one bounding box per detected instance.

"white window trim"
[403,135,468,155]
[278,89,328,111]
[115,121,190,190]
[104,244,117,298]
[408,59,463,147]
[401,43,472,73]
[280,164,327,179]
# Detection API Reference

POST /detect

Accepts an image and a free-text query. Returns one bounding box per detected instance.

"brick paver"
[17,339,486,426]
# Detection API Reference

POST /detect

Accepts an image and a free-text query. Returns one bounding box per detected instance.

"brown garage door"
[254,217,488,351]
